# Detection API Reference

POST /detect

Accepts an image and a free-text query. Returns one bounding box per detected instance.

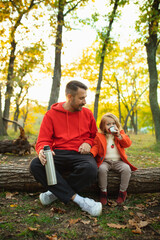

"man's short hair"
[65,80,88,96]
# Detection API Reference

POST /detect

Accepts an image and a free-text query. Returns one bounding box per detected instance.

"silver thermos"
[44,145,57,185]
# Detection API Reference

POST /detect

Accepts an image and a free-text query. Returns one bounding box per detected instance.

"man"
[30,80,102,216]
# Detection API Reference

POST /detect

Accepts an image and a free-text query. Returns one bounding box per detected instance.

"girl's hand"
[114,129,122,139]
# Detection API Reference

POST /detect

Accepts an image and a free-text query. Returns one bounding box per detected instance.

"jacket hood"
[51,102,66,112]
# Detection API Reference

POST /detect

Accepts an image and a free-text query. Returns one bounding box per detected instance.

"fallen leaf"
[68,218,80,225]
[28,213,40,217]
[50,207,66,214]
[128,219,137,227]
[146,200,159,206]
[123,206,130,210]
[129,211,134,216]
[132,227,142,234]
[139,220,149,228]
[6,192,19,199]
[10,204,18,208]
[136,212,146,218]
[92,227,99,233]
[81,220,90,224]
[28,227,38,231]
[107,223,126,229]
[6,192,14,199]
[86,216,97,222]
[46,234,58,240]
[107,200,117,207]
[135,204,145,210]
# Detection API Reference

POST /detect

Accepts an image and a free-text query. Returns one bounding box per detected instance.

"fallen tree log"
[0,118,34,155]
[0,164,160,194]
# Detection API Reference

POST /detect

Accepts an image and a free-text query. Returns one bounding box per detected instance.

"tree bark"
[0,164,159,194]
[145,0,160,142]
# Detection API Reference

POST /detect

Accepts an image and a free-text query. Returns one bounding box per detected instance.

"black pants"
[30,150,98,204]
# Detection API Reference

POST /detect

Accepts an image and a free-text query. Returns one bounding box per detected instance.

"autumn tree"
[102,43,149,132]
[93,0,129,121]
[19,100,47,134]
[62,41,150,132]
[47,0,89,109]
[12,43,45,131]
[136,0,160,141]
[0,0,43,134]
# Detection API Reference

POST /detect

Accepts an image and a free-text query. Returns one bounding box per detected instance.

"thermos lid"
[44,145,50,150]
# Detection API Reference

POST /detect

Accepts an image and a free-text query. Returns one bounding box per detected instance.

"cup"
[109,126,117,133]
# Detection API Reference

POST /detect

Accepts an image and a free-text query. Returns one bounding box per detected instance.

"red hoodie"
[36,102,97,154]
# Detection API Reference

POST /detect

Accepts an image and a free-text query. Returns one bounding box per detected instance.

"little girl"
[90,113,137,205]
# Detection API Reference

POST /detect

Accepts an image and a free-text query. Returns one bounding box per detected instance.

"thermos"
[44,145,57,185]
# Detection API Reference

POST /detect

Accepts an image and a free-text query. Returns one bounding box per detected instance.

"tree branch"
[64,0,82,17]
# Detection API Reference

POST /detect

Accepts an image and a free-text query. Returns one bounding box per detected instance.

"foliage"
[62,40,150,132]
[135,0,160,44]
[134,0,160,142]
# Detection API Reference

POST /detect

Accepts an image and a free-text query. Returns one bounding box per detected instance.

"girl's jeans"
[98,159,131,192]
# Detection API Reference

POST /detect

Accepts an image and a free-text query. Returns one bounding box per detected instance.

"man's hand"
[78,143,91,154]
[39,149,55,166]
[39,149,47,166]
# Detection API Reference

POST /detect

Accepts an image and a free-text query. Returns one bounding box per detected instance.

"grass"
[126,133,160,168]
[0,133,160,239]
[0,192,160,239]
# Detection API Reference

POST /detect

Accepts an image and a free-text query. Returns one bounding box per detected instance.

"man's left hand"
[78,143,91,154]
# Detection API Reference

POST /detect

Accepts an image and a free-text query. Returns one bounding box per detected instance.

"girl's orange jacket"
[90,131,137,171]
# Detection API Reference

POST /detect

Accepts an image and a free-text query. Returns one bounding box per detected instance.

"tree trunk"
[0,84,6,135]
[22,98,29,128]
[145,0,160,142]
[0,164,159,194]
[3,39,16,130]
[123,86,148,132]
[93,0,119,121]
[131,111,137,134]
[48,0,64,110]
[13,104,19,132]
[115,76,121,123]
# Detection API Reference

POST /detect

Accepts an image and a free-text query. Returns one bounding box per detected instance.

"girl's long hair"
[99,113,122,134]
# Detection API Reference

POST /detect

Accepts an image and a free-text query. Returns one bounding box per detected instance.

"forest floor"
[0,133,160,240]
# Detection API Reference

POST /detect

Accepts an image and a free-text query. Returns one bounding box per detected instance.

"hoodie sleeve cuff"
[84,139,94,147]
